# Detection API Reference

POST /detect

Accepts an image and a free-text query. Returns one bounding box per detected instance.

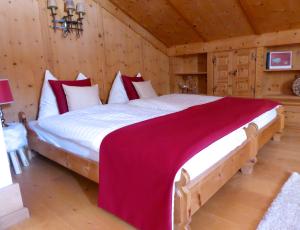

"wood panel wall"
[0,0,170,122]
[168,28,300,56]
[102,0,300,46]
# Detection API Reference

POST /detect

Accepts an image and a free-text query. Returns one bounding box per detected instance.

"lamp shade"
[0,79,13,105]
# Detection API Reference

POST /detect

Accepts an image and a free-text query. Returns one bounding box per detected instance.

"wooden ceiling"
[108,0,300,47]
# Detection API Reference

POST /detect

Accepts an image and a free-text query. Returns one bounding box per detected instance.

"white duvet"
[35,94,278,181]
[37,104,170,157]
[128,94,221,112]
[33,94,278,229]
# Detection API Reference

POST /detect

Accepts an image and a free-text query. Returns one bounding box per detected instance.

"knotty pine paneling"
[102,9,144,98]
[168,0,254,41]
[239,0,300,34]
[0,0,46,121]
[37,0,106,98]
[0,0,170,121]
[108,0,203,46]
[108,0,300,46]
[142,40,170,95]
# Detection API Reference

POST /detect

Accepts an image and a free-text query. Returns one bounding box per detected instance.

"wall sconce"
[47,0,85,38]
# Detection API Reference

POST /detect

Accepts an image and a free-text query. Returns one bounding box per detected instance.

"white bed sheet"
[31,99,278,230]
[31,101,278,182]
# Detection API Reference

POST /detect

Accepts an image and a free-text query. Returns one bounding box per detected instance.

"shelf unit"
[264,95,300,106]
[261,45,300,98]
[260,45,300,127]
[170,53,207,94]
[173,72,207,75]
[264,69,300,72]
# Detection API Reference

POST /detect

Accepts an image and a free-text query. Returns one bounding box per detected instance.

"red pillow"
[49,79,91,114]
[121,75,144,100]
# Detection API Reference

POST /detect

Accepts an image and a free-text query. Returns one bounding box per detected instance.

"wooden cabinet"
[171,45,300,128]
[210,49,256,97]
[212,51,233,96]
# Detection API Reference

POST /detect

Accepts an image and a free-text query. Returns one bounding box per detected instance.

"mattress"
[30,101,278,182]
[29,96,278,230]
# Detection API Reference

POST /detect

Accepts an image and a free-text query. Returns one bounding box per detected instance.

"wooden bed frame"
[19,106,285,230]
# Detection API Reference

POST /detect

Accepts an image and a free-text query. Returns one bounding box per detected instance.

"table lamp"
[0,79,14,127]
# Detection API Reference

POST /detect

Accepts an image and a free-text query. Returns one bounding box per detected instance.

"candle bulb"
[65,0,75,10]
[47,0,58,9]
[76,2,85,14]
[76,2,85,19]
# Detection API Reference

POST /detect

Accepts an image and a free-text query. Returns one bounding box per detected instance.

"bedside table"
[3,123,30,174]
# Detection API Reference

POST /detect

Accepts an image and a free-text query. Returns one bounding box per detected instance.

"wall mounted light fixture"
[47,0,85,38]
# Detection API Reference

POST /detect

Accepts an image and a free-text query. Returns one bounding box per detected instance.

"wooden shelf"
[174,72,207,75]
[264,95,300,106]
[264,69,300,72]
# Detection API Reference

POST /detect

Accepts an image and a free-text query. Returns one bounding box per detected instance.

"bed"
[129,94,284,148]
[19,95,285,229]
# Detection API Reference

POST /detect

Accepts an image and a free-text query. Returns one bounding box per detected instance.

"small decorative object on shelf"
[266,51,292,70]
[178,82,189,94]
[292,75,300,96]
[178,76,198,94]
[0,79,14,127]
[47,0,85,38]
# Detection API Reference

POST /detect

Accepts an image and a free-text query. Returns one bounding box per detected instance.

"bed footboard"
[174,169,192,230]
[273,107,285,141]
[257,106,285,149]
[241,123,258,175]
[174,123,259,229]
[173,106,284,229]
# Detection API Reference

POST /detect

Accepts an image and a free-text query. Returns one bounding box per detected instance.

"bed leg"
[18,112,28,127]
[241,157,257,175]
[174,169,192,230]
[273,107,285,142]
[241,123,258,175]
[273,133,282,142]
[19,112,33,159]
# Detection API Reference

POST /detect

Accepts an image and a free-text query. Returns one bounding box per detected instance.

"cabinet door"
[232,49,256,97]
[212,51,233,96]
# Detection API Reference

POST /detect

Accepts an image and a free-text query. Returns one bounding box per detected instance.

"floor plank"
[10,127,300,229]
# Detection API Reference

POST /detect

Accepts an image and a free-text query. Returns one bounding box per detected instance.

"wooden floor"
[10,127,300,230]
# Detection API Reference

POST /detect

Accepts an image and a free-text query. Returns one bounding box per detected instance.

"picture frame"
[268,51,292,70]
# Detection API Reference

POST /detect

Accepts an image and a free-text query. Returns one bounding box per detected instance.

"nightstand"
[3,123,30,174]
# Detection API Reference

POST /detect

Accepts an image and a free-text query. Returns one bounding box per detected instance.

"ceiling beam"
[237,0,258,34]
[168,28,300,56]
[165,0,206,42]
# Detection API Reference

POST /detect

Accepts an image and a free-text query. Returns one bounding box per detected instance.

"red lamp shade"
[0,79,14,105]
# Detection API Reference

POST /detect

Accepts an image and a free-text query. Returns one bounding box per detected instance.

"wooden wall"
[168,30,300,127]
[168,28,300,56]
[0,0,170,121]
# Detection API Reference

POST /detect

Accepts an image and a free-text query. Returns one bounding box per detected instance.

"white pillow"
[132,81,157,99]
[76,72,87,80]
[38,70,59,120]
[108,71,129,104]
[38,71,89,120]
[62,84,102,111]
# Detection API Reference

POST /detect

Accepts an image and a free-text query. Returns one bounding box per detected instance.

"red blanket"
[98,97,278,230]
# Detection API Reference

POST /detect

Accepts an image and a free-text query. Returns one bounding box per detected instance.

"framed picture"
[268,51,292,70]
